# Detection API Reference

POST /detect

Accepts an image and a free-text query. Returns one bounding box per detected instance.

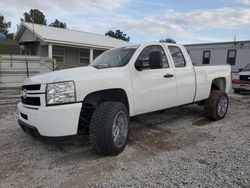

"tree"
[49,19,67,29]
[6,33,14,39]
[0,14,10,35]
[21,9,47,25]
[159,38,176,44]
[0,14,14,39]
[105,29,130,42]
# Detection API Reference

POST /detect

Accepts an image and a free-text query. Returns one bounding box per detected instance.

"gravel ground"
[0,89,249,188]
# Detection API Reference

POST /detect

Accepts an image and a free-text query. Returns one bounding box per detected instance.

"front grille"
[22,84,41,91]
[21,84,43,107]
[21,96,41,106]
[240,75,250,81]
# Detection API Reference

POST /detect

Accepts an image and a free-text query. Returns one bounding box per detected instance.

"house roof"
[184,40,250,47]
[15,22,129,49]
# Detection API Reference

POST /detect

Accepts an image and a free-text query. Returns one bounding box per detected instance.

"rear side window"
[168,46,186,68]
[136,45,169,69]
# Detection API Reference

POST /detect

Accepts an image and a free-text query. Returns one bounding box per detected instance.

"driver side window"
[136,45,169,70]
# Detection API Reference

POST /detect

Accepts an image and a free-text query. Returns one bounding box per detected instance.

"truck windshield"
[243,64,250,71]
[90,46,138,69]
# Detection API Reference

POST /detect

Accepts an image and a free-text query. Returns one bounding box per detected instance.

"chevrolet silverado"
[18,43,231,155]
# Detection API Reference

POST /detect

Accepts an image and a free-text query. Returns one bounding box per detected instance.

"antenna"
[234,35,237,46]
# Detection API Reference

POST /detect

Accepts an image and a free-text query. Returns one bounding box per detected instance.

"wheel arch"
[82,88,130,113]
[77,88,131,134]
[211,77,226,92]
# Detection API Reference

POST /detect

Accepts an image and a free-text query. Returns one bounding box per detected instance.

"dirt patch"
[128,122,209,153]
[192,118,213,126]
[0,91,249,187]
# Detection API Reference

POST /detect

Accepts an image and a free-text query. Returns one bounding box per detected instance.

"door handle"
[164,73,174,78]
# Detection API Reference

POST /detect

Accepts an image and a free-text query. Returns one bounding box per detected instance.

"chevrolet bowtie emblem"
[21,89,28,99]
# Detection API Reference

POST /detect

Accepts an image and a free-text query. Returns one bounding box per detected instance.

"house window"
[24,43,39,55]
[79,49,90,65]
[93,49,105,60]
[227,50,237,65]
[203,51,210,64]
[53,47,64,63]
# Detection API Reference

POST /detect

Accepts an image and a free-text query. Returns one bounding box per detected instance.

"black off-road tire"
[89,102,129,156]
[234,89,240,94]
[204,90,229,121]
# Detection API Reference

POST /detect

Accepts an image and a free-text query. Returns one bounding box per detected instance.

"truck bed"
[194,65,231,102]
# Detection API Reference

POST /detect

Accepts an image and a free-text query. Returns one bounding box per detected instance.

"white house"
[185,41,250,72]
[14,22,129,69]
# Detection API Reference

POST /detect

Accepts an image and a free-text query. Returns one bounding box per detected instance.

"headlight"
[232,73,239,80]
[46,81,76,105]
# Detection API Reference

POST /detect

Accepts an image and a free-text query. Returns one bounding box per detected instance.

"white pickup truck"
[18,43,231,155]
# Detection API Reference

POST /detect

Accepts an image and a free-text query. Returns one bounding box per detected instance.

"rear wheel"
[89,102,129,156]
[204,90,229,121]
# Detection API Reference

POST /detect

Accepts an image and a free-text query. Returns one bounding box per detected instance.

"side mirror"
[149,51,163,69]
[239,68,243,72]
[135,60,143,71]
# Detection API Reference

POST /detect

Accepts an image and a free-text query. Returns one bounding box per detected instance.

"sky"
[1,0,250,44]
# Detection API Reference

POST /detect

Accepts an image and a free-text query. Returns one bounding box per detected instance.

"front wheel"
[89,102,129,156]
[234,89,240,94]
[204,90,229,121]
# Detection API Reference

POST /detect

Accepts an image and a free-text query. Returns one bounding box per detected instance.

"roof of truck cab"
[130,42,181,47]
[15,22,129,49]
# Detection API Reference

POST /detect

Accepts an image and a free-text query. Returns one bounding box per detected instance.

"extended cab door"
[167,45,196,106]
[131,45,177,115]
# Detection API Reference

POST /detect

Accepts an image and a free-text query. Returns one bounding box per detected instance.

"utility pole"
[32,13,35,41]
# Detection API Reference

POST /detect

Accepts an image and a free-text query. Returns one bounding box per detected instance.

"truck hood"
[23,66,98,85]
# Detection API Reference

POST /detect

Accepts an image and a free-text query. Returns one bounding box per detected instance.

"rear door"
[167,45,196,106]
[131,45,177,115]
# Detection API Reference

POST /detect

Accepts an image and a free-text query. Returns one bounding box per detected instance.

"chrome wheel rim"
[217,96,228,117]
[112,111,128,148]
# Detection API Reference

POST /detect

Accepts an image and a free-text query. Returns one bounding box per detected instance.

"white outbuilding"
[185,41,250,72]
